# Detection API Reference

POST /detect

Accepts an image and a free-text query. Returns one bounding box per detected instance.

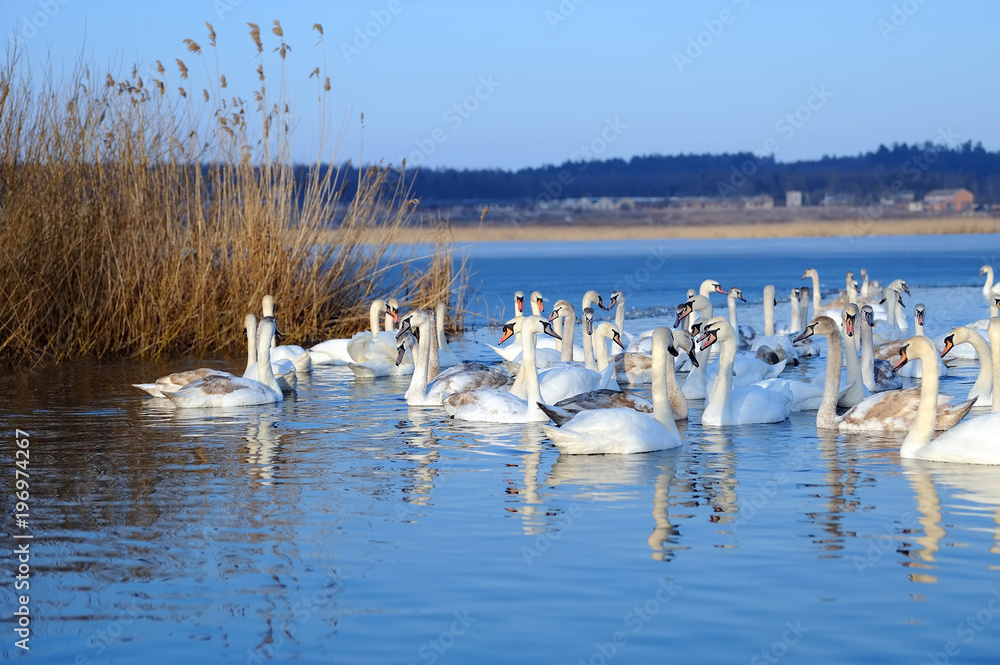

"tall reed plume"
[0,22,465,366]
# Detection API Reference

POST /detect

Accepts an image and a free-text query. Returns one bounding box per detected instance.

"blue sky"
[6,0,998,170]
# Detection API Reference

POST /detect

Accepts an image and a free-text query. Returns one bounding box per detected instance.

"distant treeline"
[323,141,1000,207]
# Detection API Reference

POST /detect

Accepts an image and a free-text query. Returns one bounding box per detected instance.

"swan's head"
[257,316,280,348]
[793,315,837,343]
[842,303,859,337]
[530,291,545,313]
[243,313,258,339]
[729,287,745,303]
[791,287,800,298]
[549,299,574,322]
[889,279,911,296]
[259,315,285,342]
[981,265,991,276]
[582,307,595,335]
[914,304,925,327]
[395,338,410,366]
[595,322,625,350]
[801,268,817,280]
[860,268,868,277]
[700,279,727,296]
[607,290,624,310]
[396,310,429,340]
[582,289,604,311]
[846,271,854,282]
[386,298,401,324]
[675,300,694,328]
[498,315,561,344]
[862,305,875,328]
[994,295,1000,310]
[670,329,699,367]
[939,330,959,359]
[514,291,525,314]
[262,294,276,318]
[696,317,732,351]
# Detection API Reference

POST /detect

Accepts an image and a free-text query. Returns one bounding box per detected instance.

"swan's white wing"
[543,408,681,455]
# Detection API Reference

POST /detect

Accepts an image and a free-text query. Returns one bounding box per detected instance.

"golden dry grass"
[394,216,1000,244]
[0,24,463,366]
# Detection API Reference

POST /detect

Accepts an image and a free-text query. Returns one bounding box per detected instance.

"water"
[3,234,1000,664]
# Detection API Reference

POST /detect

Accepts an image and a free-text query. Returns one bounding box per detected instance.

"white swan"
[750,284,800,365]
[434,302,461,368]
[488,292,563,363]
[874,303,945,379]
[981,265,995,297]
[309,298,392,366]
[541,327,684,454]
[261,295,312,372]
[548,299,586,362]
[536,321,621,403]
[794,318,975,433]
[605,290,631,343]
[162,318,284,408]
[243,315,297,392]
[443,315,561,423]
[696,318,792,426]
[345,299,415,378]
[940,326,994,407]
[893,336,996,464]
[871,287,905,346]
[838,304,871,408]
[397,310,510,406]
[678,295,714,399]
[860,305,903,392]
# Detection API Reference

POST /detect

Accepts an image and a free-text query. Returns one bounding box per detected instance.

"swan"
[443,315,561,423]
[548,300,586,362]
[696,318,793,426]
[939,327,994,407]
[873,303,945,380]
[538,389,653,426]
[541,327,684,454]
[243,315,297,392]
[396,310,510,406]
[613,322,699,400]
[725,287,755,350]
[860,306,903,392]
[871,287,905,346]
[488,292,564,363]
[892,336,996,464]
[793,318,975,433]
[162,318,284,408]
[838,304,872,408]
[678,295,714,399]
[859,268,881,299]
[309,297,393,366]
[982,265,996,297]
[536,322,621,403]
[261,295,312,372]
[605,290,633,344]
[346,299,415,378]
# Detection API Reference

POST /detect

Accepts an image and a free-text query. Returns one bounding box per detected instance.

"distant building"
[922,188,974,213]
[821,193,855,206]
[907,201,924,212]
[785,190,803,208]
[744,195,774,210]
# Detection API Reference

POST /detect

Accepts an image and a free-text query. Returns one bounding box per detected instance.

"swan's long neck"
[522,328,544,413]
[256,324,280,393]
[791,294,801,332]
[551,314,563,343]
[843,325,862,392]
[809,273,821,314]
[861,271,870,298]
[728,295,738,329]
[384,310,394,332]
[915,316,924,337]
[663,344,687,421]
[436,303,448,349]
[895,299,907,330]
[561,309,576,362]
[405,325,431,403]
[426,311,440,380]
[245,314,258,373]
[615,300,625,338]
[594,331,610,371]
[651,332,681,439]
[859,318,875,391]
[989,318,1000,413]
[817,327,842,429]
[582,321,596,371]
[369,301,383,335]
[958,328,992,399]
[902,339,941,454]
[848,280,857,304]
[884,289,897,328]
[984,266,995,296]
[705,330,736,424]
[763,286,775,337]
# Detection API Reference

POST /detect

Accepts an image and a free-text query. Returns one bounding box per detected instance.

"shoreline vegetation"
[394,215,1000,244]
[0,23,465,367]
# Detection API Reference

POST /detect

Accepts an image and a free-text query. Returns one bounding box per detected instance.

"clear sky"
[6,0,998,170]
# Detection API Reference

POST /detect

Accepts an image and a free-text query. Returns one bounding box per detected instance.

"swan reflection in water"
[901,459,1000,582]
[546,451,686,561]
[245,413,283,484]
[393,407,445,517]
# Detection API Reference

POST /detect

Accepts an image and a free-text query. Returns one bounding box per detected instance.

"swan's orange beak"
[715,284,727,295]
[612,331,625,350]
[674,302,693,328]
[498,325,515,345]
[916,309,925,327]
[516,296,524,314]
[548,309,559,322]
[845,315,855,337]
[698,329,718,351]
[940,336,954,359]
[893,346,910,371]
[536,298,544,313]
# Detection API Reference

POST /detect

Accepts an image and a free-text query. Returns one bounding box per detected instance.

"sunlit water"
[3,234,1000,664]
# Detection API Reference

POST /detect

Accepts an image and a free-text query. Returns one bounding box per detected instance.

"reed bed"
[0,23,465,366]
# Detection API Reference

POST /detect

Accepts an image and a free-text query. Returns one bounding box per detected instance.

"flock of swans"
[135,264,1000,465]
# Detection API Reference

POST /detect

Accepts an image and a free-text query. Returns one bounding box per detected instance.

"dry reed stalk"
[0,28,464,367]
